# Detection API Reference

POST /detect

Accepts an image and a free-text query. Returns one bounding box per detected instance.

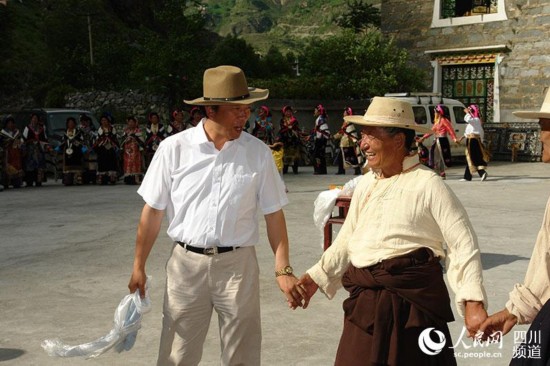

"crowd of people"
[0,108,206,189]
[1,98,490,192]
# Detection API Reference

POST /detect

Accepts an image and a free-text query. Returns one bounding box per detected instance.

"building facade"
[381,0,549,123]
[380,0,549,160]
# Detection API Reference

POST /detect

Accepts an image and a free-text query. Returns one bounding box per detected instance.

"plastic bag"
[313,176,363,248]
[41,277,152,359]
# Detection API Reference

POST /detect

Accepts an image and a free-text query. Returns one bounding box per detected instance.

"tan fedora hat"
[513,88,550,120]
[344,96,431,134]
[184,65,269,106]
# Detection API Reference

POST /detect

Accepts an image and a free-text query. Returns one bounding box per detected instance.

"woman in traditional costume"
[252,105,274,144]
[277,105,305,174]
[22,113,49,187]
[0,116,24,188]
[417,104,458,180]
[60,117,84,185]
[459,104,489,182]
[144,112,166,169]
[167,109,185,136]
[334,107,362,175]
[94,113,119,185]
[121,116,145,185]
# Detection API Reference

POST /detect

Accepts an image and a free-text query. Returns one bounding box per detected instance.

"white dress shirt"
[138,120,288,248]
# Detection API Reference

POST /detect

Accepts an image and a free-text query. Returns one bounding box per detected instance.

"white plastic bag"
[42,278,152,359]
[312,176,363,248]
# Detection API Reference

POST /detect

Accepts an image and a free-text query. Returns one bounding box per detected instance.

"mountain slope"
[201,0,359,54]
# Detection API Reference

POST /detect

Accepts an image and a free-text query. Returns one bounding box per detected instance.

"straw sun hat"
[344,97,431,134]
[513,88,550,120]
[184,65,269,106]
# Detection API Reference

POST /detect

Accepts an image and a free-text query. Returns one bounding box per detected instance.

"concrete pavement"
[1,160,549,365]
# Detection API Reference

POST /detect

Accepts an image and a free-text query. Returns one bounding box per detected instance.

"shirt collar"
[371,154,421,178]
[192,120,244,148]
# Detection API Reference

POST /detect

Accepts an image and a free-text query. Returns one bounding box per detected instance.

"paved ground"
[1,160,548,366]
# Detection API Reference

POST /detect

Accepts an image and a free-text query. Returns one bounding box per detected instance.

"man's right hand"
[128,268,147,299]
[296,273,319,309]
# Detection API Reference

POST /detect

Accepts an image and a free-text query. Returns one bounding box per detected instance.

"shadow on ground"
[481,252,530,270]
[0,348,25,361]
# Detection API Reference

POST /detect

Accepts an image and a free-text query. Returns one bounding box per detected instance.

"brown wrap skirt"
[335,248,457,366]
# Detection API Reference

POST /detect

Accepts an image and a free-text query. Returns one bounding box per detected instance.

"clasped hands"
[277,273,319,310]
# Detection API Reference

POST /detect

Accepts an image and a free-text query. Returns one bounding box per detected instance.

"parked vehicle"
[10,108,99,145]
[384,93,467,157]
[5,108,99,181]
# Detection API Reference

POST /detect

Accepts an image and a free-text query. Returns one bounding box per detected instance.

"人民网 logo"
[418,327,446,355]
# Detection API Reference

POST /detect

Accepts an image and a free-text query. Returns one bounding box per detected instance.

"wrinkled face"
[359,126,403,172]
[540,119,550,163]
[208,105,251,140]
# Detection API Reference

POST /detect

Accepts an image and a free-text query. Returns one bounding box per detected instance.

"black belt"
[177,241,239,256]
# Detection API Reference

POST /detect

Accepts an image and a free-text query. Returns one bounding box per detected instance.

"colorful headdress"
[468,104,480,118]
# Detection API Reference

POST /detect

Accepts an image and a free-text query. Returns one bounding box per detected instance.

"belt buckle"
[204,247,218,255]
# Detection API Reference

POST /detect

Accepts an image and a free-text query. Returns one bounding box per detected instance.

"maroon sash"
[335,248,456,366]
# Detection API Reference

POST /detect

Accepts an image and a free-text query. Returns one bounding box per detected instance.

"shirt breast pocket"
[229,174,257,206]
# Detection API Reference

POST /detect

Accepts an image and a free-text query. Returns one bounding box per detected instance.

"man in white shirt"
[128,65,304,366]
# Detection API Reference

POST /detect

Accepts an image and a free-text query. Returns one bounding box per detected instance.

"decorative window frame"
[426,45,507,122]
[431,0,508,28]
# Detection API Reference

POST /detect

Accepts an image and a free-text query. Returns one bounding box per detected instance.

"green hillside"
[1,0,420,107]
[201,0,378,54]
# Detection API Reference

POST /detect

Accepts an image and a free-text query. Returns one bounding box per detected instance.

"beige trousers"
[157,244,261,366]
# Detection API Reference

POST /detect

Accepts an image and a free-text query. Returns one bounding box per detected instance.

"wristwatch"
[275,265,293,277]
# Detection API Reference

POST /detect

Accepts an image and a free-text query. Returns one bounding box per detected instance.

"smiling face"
[540,118,550,163]
[359,126,406,177]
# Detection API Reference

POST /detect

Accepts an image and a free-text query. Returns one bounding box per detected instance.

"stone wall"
[63,90,371,132]
[65,90,172,123]
[380,0,550,123]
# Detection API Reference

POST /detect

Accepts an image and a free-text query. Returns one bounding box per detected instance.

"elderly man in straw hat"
[296,97,488,365]
[480,88,550,365]
[128,65,304,366]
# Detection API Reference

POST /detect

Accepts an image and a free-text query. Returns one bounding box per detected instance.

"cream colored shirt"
[506,196,550,324]
[307,154,487,317]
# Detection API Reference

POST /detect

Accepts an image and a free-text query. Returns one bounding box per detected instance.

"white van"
[384,93,467,157]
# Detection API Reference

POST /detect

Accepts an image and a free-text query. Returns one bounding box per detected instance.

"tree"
[206,35,262,77]
[259,46,293,77]
[128,0,209,105]
[336,0,381,33]
[292,30,427,99]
